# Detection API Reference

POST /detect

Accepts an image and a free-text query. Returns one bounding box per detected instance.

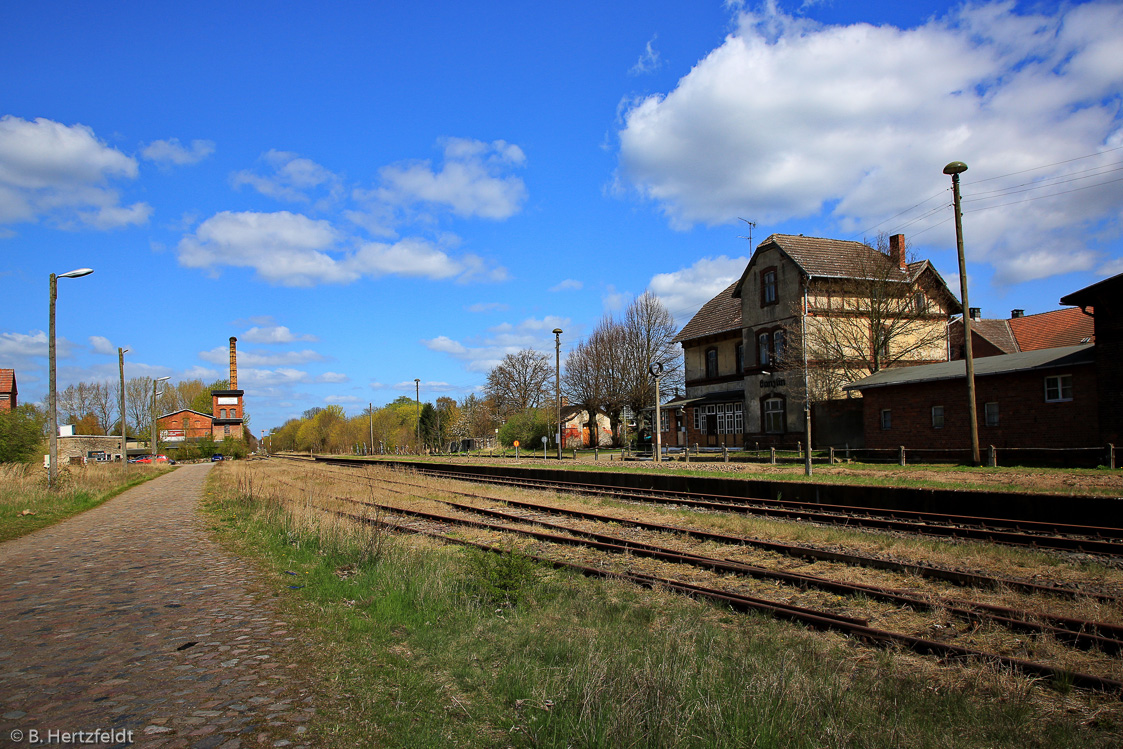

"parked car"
[154,455,169,463]
[134,455,153,464]
[210,454,224,462]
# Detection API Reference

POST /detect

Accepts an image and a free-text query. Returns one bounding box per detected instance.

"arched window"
[705,348,718,378]
[758,333,770,367]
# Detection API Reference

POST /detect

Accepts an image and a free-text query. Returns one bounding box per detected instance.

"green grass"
[0,463,173,542]
[202,467,1123,748]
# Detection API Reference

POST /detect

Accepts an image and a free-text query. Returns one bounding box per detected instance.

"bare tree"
[621,292,682,427]
[776,233,954,400]
[563,316,628,445]
[125,376,154,439]
[485,349,551,418]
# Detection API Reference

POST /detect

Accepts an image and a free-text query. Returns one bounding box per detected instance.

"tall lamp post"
[553,328,562,460]
[151,376,170,459]
[119,347,129,475]
[650,362,664,463]
[944,161,981,466]
[414,378,421,453]
[48,267,94,489]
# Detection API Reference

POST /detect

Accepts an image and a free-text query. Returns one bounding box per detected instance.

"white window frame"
[931,405,944,429]
[1044,374,1073,403]
[764,398,784,434]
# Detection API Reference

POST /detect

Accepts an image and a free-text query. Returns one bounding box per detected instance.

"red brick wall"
[862,364,1098,450]
[157,411,214,439]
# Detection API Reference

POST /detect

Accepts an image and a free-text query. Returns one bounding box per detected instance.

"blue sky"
[2,0,1121,435]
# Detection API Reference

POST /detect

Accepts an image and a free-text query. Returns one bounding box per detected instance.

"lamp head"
[943,161,968,176]
[58,268,94,279]
[552,328,562,335]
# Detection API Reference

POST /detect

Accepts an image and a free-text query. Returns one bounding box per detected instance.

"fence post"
[898,446,905,466]
[684,446,690,463]
[770,446,776,465]
[573,449,577,461]
[989,445,997,468]
[829,447,835,465]
[1110,444,1116,470]
[594,448,598,461]
[723,446,728,463]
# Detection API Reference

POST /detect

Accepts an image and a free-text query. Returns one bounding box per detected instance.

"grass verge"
[0,462,173,542]
[203,462,1122,748]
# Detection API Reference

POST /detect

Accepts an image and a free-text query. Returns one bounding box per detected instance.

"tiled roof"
[0,369,14,393]
[765,234,913,281]
[1060,272,1123,307]
[846,344,1094,391]
[1009,307,1095,351]
[673,281,742,343]
[950,318,1018,354]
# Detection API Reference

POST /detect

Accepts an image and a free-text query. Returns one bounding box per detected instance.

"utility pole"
[945,161,981,466]
[119,347,128,476]
[48,267,93,488]
[369,402,374,458]
[414,378,421,453]
[553,328,562,460]
[649,362,664,462]
[803,285,813,476]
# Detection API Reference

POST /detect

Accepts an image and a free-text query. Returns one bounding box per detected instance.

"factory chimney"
[229,337,238,389]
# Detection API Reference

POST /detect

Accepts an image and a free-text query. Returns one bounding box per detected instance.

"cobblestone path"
[0,464,315,748]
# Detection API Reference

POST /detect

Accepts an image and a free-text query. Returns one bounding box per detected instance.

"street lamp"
[152,376,170,459]
[650,361,664,463]
[119,347,129,475]
[414,378,421,453]
[553,328,562,460]
[944,160,981,466]
[48,267,94,489]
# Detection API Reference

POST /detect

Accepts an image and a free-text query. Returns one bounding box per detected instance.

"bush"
[497,408,550,447]
[0,405,46,463]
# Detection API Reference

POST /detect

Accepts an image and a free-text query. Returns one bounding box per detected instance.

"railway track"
[311,456,1123,556]
[258,459,1123,695]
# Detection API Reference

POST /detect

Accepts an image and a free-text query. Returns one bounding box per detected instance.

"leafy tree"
[486,349,551,418]
[0,404,46,463]
[418,403,439,451]
[497,408,550,448]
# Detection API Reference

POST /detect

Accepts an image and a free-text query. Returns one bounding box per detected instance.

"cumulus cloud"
[422,315,569,373]
[370,138,527,220]
[466,302,509,313]
[232,149,342,206]
[199,345,326,367]
[142,138,215,166]
[393,380,455,392]
[0,115,150,229]
[88,335,115,355]
[237,367,313,387]
[316,372,349,383]
[615,2,1123,284]
[325,394,363,404]
[242,324,318,344]
[0,330,50,358]
[177,210,508,286]
[649,255,751,325]
[550,279,583,292]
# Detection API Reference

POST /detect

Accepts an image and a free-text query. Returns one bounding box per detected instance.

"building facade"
[0,369,15,412]
[156,336,246,444]
[1061,273,1122,445]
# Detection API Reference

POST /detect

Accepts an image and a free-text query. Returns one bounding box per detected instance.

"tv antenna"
[738,218,756,247]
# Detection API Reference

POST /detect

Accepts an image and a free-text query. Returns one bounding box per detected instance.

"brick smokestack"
[229,337,238,390]
[889,234,907,270]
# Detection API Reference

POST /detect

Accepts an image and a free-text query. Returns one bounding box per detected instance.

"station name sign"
[759,378,786,388]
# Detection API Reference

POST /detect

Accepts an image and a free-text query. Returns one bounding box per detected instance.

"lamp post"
[414,378,421,453]
[151,376,170,459]
[553,328,562,459]
[368,401,374,458]
[119,347,129,475]
[944,160,981,466]
[649,362,664,463]
[48,267,94,489]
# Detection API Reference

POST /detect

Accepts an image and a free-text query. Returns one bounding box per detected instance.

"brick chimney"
[889,234,907,270]
[1011,309,1024,318]
[228,337,238,389]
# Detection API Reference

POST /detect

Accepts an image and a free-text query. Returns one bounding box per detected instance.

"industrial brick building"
[0,369,15,412]
[156,337,246,444]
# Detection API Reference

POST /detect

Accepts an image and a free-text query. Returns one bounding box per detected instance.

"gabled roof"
[845,344,1094,391]
[0,369,14,394]
[1060,272,1123,308]
[731,234,961,312]
[1009,307,1094,351]
[950,318,1018,355]
[158,408,214,420]
[673,281,742,343]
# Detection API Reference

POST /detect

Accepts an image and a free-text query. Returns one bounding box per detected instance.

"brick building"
[0,369,15,412]
[845,345,1098,450]
[1061,273,1122,445]
[156,337,246,444]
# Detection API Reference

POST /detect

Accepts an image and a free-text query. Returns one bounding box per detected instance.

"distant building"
[950,307,1094,359]
[156,336,246,443]
[561,405,613,448]
[1061,273,1123,445]
[0,369,15,412]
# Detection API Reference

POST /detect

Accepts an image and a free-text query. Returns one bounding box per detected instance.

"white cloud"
[422,315,570,373]
[466,302,509,313]
[649,255,751,325]
[199,345,326,366]
[88,335,115,355]
[550,279,583,292]
[325,394,363,404]
[141,138,215,166]
[630,35,663,76]
[177,210,508,286]
[372,138,527,220]
[602,285,630,312]
[242,324,318,344]
[616,2,1123,284]
[393,380,455,392]
[0,330,50,358]
[0,116,150,229]
[232,149,343,206]
[316,372,349,383]
[237,367,312,387]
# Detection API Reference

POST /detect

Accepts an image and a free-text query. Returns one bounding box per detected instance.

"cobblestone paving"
[0,464,315,748]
